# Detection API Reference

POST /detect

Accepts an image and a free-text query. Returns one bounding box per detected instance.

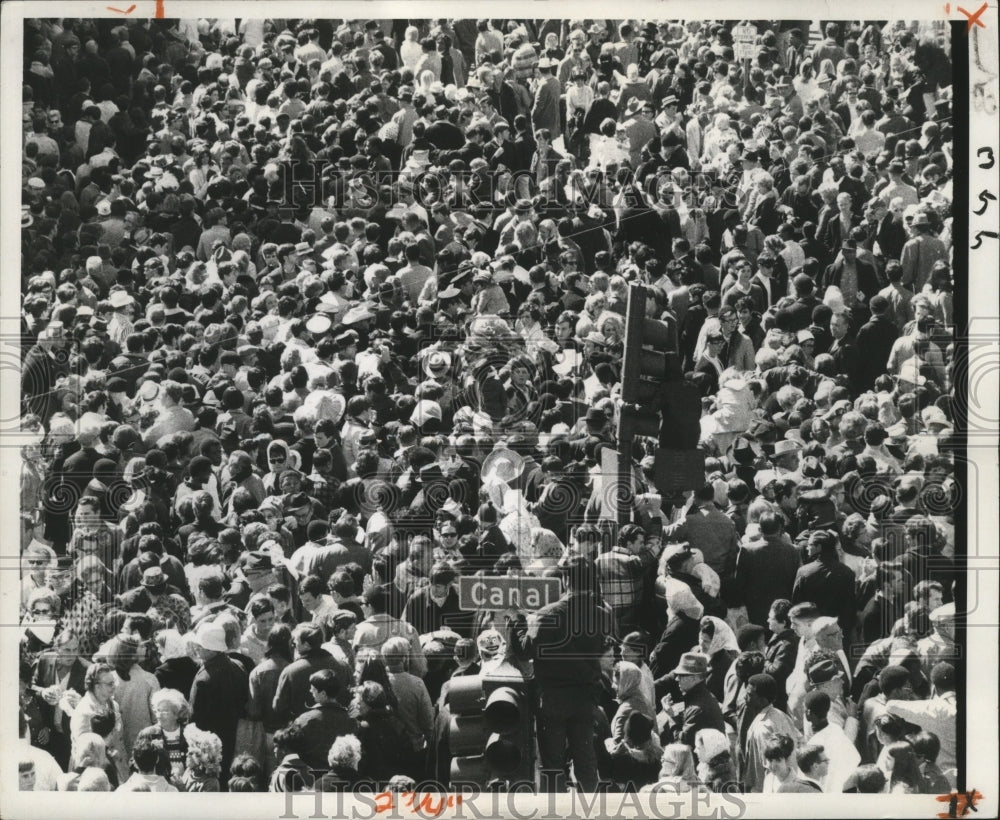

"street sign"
[458,576,561,612]
[733,24,759,60]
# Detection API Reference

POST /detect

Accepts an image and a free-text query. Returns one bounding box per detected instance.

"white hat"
[305,314,332,335]
[96,199,112,216]
[342,303,376,325]
[796,329,815,344]
[695,728,731,764]
[109,290,134,309]
[922,406,951,428]
[423,350,452,378]
[39,321,65,341]
[195,621,229,652]
[753,469,780,492]
[481,447,524,484]
[410,400,443,426]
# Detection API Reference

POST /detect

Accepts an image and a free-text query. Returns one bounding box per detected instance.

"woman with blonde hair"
[645,743,700,791]
[64,732,116,790]
[418,69,436,96]
[320,734,363,792]
[400,26,422,71]
[181,725,223,792]
[149,689,191,781]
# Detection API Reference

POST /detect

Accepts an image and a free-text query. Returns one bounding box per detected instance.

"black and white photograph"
[2,4,997,818]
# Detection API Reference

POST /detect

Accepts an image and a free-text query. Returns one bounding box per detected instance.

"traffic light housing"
[620,284,676,406]
[619,284,705,497]
[445,661,535,789]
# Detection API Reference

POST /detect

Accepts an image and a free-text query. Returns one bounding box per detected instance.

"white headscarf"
[697,615,739,656]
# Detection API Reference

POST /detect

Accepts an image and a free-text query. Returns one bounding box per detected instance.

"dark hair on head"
[911,730,941,763]
[883,741,926,790]
[300,574,326,597]
[764,733,795,761]
[266,622,293,661]
[356,650,399,711]
[931,661,955,691]
[273,723,305,756]
[198,572,225,599]
[131,735,166,773]
[796,743,826,774]
[308,668,340,697]
[249,597,275,618]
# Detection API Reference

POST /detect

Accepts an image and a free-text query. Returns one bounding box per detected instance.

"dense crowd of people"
[18,16,960,796]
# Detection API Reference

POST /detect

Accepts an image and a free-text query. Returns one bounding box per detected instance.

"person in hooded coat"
[695,616,740,704]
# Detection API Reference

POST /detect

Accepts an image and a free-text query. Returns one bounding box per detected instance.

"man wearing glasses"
[434,522,462,563]
[778,743,830,792]
[713,306,756,372]
[21,545,53,613]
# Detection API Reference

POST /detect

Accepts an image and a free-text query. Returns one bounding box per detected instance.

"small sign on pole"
[733,24,759,61]
[458,576,562,612]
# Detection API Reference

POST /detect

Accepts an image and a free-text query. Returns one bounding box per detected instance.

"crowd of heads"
[19,16,958,795]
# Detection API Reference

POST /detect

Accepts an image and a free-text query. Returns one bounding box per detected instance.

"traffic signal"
[445,661,535,789]
[620,284,675,407]
[619,283,704,496]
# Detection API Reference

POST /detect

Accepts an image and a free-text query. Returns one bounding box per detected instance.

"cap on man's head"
[807,659,840,685]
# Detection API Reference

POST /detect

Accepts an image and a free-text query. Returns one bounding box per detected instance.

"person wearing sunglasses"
[434,523,462,563]
[21,544,53,613]
[24,588,60,623]
[263,440,293,495]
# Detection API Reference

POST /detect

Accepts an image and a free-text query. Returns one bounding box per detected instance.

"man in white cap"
[107,289,135,347]
[188,619,249,781]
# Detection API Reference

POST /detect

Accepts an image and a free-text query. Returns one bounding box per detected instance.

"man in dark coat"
[823,240,882,310]
[662,652,727,748]
[734,512,801,628]
[530,58,562,139]
[510,555,614,793]
[764,600,799,711]
[854,295,900,391]
[292,669,360,772]
[780,273,823,331]
[827,310,862,395]
[189,620,250,782]
[401,562,472,638]
[32,631,89,769]
[273,623,352,722]
[791,531,858,637]
[22,326,68,426]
